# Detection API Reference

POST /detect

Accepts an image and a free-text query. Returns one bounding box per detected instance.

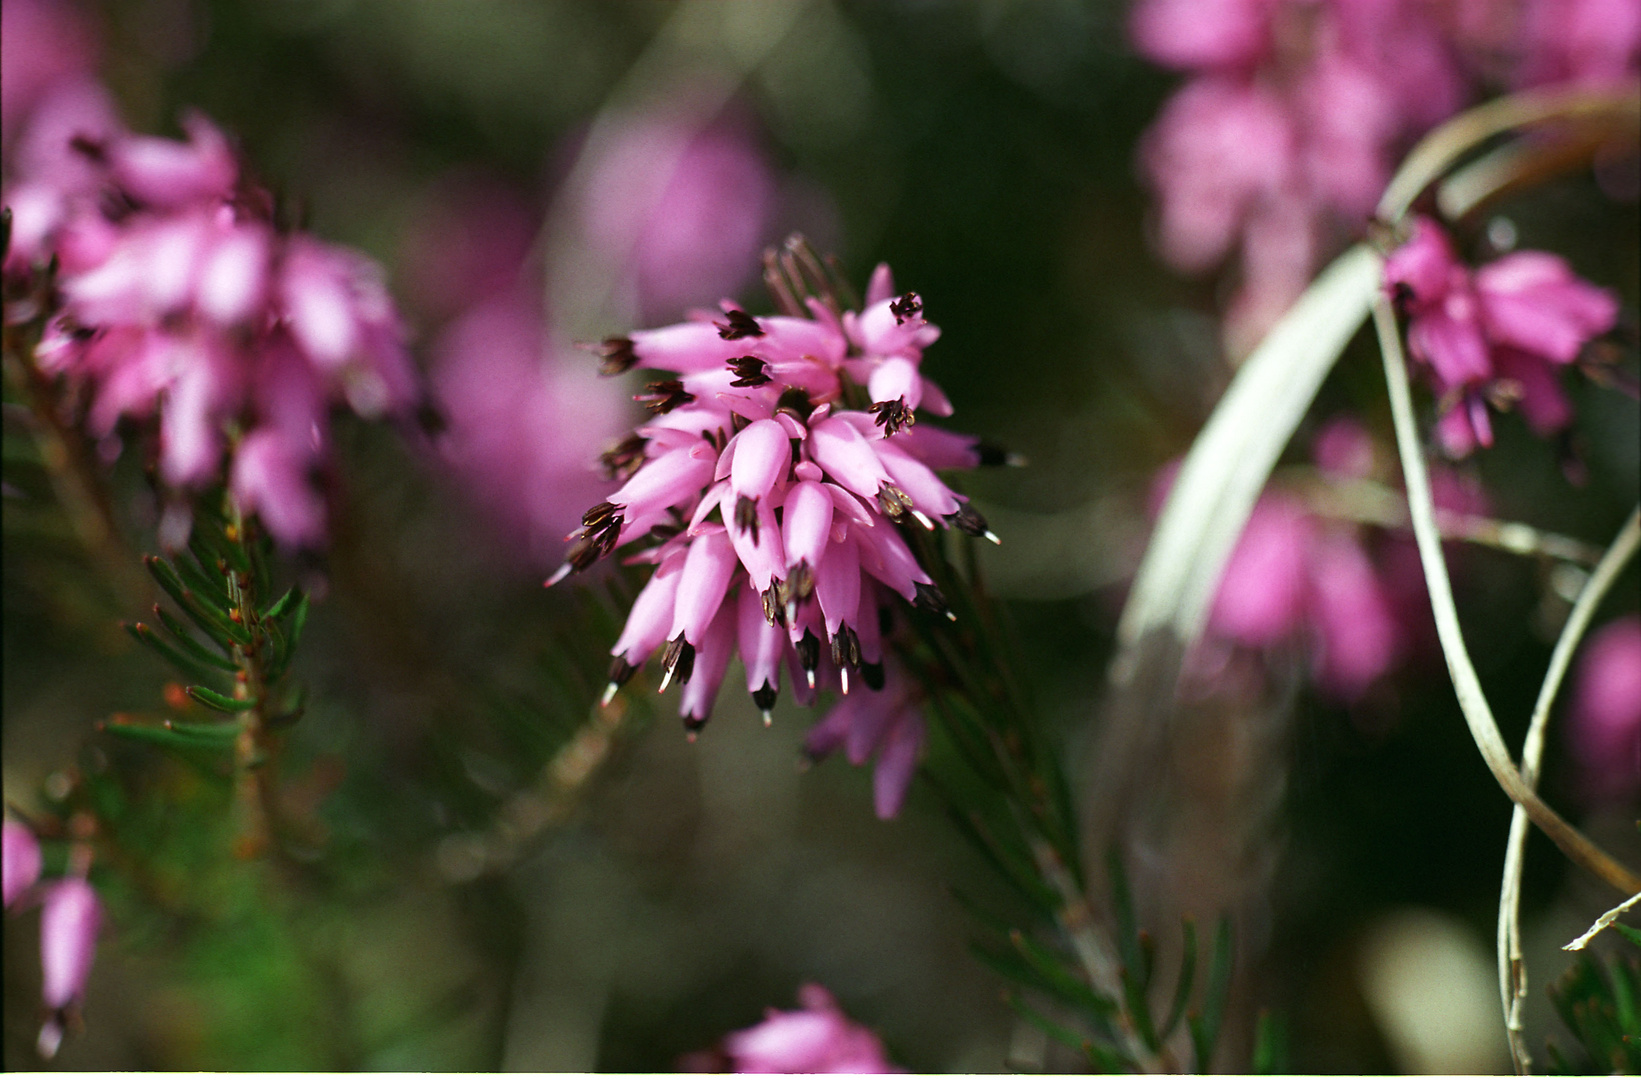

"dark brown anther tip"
[715,308,764,340]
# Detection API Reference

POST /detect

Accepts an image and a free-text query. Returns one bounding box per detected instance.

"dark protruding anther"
[734,495,760,541]
[913,581,949,615]
[949,504,999,544]
[716,308,764,340]
[582,501,619,528]
[786,561,815,603]
[860,661,885,691]
[752,682,778,713]
[599,433,648,481]
[830,624,861,670]
[728,356,771,387]
[588,336,638,376]
[889,292,922,324]
[796,628,820,673]
[606,657,637,697]
[876,483,913,521]
[761,583,786,627]
[636,379,695,415]
[662,636,696,687]
[869,397,915,436]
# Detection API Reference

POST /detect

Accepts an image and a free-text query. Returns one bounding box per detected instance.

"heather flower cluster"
[552,261,996,818]
[3,819,101,1061]
[1131,0,1641,352]
[1384,215,1619,457]
[3,88,418,546]
[683,983,901,1073]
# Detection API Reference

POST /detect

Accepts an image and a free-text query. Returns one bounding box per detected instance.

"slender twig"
[1374,291,1641,896]
[1496,507,1639,1072]
[1563,891,1641,952]
[1377,82,1640,223]
[1292,470,1610,566]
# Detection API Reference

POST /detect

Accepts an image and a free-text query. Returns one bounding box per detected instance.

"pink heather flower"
[575,105,776,322]
[722,983,901,1073]
[0,0,100,142]
[3,820,42,909]
[803,660,927,820]
[1133,0,1466,352]
[397,168,539,321]
[36,877,101,1060]
[1384,216,1619,457]
[1566,616,1641,806]
[553,261,990,812]
[431,288,628,565]
[1515,0,1641,88]
[6,102,419,546]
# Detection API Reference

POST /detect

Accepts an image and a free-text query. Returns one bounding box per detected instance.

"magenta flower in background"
[0,0,99,143]
[3,819,42,909]
[1384,216,1618,457]
[1566,616,1641,807]
[431,287,627,565]
[1513,0,1641,88]
[4,98,420,547]
[721,983,901,1073]
[397,168,540,323]
[1132,0,1466,354]
[575,105,776,322]
[36,877,101,1059]
[552,261,993,814]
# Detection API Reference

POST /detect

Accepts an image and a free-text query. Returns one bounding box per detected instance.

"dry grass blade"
[1111,244,1379,684]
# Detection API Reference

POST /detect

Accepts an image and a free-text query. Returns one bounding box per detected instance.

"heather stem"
[1497,507,1639,1073]
[2,319,148,610]
[1373,289,1641,897]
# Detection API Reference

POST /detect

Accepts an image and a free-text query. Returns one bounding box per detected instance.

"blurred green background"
[4,0,1638,1071]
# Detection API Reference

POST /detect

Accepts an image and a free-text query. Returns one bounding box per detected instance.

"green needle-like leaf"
[153,606,237,671]
[1250,1009,1288,1073]
[103,717,238,751]
[1008,929,1118,1019]
[124,622,227,684]
[1160,917,1199,1040]
[262,586,299,621]
[1190,917,1235,1071]
[185,685,256,713]
[1002,991,1122,1072]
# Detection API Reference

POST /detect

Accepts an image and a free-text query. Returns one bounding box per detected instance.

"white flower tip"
[761,710,773,727]
[657,668,675,694]
[1005,452,1028,467]
[806,668,816,690]
[840,668,851,695]
[945,610,958,622]
[912,510,935,530]
[600,682,619,707]
[544,564,572,587]
[984,530,1001,545]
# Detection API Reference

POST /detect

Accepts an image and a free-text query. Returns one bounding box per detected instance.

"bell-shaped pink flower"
[37,877,101,1059]
[722,983,902,1073]
[1385,216,1618,457]
[3,820,41,909]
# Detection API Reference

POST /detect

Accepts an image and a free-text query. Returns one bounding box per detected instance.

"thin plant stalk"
[1497,507,1639,1073]
[1372,290,1641,897]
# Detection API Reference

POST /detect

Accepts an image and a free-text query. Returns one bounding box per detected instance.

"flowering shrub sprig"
[4,87,420,547]
[551,238,999,816]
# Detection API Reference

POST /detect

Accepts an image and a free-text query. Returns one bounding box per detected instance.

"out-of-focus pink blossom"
[1132,0,1466,351]
[722,983,901,1073]
[553,261,988,815]
[5,101,420,547]
[1384,216,1617,457]
[1515,0,1641,88]
[576,106,775,321]
[804,661,927,820]
[431,289,627,564]
[0,0,99,142]
[1566,616,1641,806]
[3,820,41,909]
[37,877,101,1060]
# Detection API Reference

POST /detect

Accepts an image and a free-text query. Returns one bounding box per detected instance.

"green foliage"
[1544,940,1641,1074]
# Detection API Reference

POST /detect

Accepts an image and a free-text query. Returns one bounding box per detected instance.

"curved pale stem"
[1495,508,1639,1072]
